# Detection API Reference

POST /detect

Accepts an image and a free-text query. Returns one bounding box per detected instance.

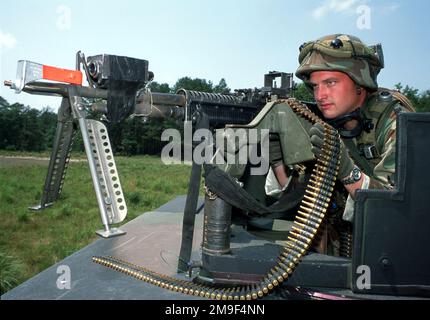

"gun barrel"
[136,91,186,107]
[133,102,184,120]
[132,91,186,120]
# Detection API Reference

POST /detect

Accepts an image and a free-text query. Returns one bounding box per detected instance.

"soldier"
[293,34,415,221]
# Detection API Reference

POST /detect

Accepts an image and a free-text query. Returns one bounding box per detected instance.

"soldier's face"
[309,71,364,119]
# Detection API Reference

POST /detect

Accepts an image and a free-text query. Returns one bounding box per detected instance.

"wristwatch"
[341,165,362,185]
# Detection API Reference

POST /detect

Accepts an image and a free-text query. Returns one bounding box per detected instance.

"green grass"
[0,252,24,294]
[0,153,199,294]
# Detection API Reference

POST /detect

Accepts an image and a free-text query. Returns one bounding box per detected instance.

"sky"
[1,0,429,111]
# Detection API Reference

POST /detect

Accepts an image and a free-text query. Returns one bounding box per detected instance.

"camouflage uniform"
[295,34,414,221]
[347,92,410,188]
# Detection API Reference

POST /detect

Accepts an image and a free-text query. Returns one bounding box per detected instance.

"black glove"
[269,133,284,168]
[309,123,354,180]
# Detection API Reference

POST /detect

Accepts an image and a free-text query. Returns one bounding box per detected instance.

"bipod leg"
[68,90,127,238]
[29,97,75,211]
[79,118,127,238]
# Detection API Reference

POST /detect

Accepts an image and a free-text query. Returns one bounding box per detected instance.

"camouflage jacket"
[342,89,414,222]
[342,90,413,189]
[344,88,414,189]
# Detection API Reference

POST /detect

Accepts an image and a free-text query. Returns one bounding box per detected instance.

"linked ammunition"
[304,193,329,208]
[292,225,316,239]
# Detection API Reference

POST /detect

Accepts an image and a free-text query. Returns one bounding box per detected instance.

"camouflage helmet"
[295,34,384,91]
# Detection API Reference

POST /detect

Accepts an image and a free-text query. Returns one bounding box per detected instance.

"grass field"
[0,152,197,294]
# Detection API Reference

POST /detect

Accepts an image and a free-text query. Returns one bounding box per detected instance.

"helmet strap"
[327,108,374,139]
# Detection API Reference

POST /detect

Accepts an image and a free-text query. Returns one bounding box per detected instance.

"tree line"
[0,79,429,155]
[0,77,231,155]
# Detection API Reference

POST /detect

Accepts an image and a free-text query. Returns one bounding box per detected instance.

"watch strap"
[341,165,362,185]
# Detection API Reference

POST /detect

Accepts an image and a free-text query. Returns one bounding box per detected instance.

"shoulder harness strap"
[347,88,414,178]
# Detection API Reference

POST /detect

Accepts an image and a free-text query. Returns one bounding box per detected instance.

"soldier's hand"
[309,123,354,180]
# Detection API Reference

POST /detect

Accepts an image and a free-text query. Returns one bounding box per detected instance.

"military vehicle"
[2,52,429,300]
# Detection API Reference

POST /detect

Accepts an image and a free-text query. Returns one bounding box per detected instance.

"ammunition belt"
[92,98,341,300]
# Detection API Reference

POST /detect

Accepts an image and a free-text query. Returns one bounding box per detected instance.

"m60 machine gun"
[5,52,294,238]
[5,52,430,300]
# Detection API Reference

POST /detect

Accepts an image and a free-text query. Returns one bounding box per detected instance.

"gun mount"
[4,52,430,300]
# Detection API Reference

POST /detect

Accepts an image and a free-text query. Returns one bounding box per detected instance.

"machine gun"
[5,52,430,300]
[4,52,295,238]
